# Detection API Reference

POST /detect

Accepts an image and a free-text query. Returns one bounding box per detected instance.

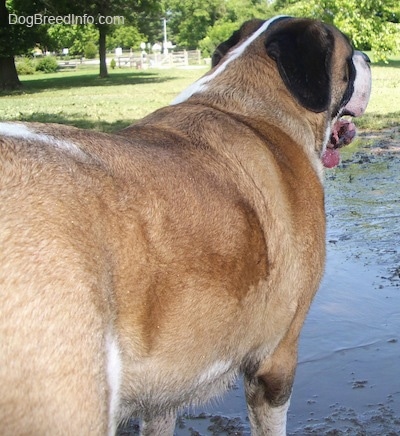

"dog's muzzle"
[344,51,372,118]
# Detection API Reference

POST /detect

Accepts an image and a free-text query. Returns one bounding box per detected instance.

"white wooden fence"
[114,50,202,69]
[54,49,204,71]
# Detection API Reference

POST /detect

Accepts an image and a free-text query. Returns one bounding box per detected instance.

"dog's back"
[0,107,323,434]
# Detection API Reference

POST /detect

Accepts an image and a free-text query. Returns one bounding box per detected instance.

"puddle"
[119,128,400,435]
[325,129,400,288]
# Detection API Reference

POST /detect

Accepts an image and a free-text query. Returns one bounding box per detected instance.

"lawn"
[0,67,207,132]
[356,56,400,130]
[0,58,399,132]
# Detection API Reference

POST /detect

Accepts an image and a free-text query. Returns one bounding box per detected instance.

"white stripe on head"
[0,122,87,160]
[171,15,289,105]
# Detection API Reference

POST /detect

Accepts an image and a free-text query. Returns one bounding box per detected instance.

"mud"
[119,128,400,435]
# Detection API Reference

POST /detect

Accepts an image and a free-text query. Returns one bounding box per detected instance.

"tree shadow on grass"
[1,70,177,96]
[15,111,136,133]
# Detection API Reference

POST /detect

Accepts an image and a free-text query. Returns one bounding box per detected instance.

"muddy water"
[119,129,400,435]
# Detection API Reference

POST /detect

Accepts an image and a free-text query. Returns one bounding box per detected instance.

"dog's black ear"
[265,20,334,112]
[212,19,265,67]
[212,30,241,67]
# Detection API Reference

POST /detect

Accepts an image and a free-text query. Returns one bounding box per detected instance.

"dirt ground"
[119,127,400,435]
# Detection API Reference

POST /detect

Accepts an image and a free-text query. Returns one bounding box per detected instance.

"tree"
[0,0,20,89]
[165,0,399,61]
[107,26,144,51]
[272,0,400,61]
[165,0,274,53]
[1,0,160,88]
[46,24,99,57]
[64,0,161,77]
[165,0,222,49]
[199,21,238,57]
[165,0,273,56]
[198,0,275,56]
[135,8,167,47]
[0,0,48,89]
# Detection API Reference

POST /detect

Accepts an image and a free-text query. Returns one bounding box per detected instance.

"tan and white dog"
[0,16,371,436]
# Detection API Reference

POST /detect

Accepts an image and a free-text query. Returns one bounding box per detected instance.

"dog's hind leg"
[140,411,177,436]
[244,335,298,435]
[244,375,291,435]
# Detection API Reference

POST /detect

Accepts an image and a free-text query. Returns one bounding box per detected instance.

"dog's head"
[175,17,371,166]
[209,16,372,167]
[212,17,371,113]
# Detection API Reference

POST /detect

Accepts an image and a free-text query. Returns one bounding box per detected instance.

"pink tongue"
[322,148,340,168]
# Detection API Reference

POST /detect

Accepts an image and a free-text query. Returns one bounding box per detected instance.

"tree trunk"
[98,25,108,78]
[0,0,21,90]
[0,56,21,90]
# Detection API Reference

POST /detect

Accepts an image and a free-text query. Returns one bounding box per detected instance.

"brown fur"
[0,17,370,435]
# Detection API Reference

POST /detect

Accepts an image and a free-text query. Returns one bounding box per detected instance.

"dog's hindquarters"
[0,145,113,435]
[0,227,110,435]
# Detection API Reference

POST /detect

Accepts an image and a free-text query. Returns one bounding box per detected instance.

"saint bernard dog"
[0,15,371,436]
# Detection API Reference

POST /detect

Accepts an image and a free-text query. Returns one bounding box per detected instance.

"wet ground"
[119,127,400,435]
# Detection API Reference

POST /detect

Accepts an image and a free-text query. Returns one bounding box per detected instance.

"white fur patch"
[265,398,290,435]
[0,122,87,160]
[198,360,232,384]
[105,330,122,436]
[171,15,289,105]
[345,51,372,117]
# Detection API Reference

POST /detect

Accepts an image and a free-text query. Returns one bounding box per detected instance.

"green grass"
[0,57,399,133]
[356,56,400,130]
[0,67,207,132]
